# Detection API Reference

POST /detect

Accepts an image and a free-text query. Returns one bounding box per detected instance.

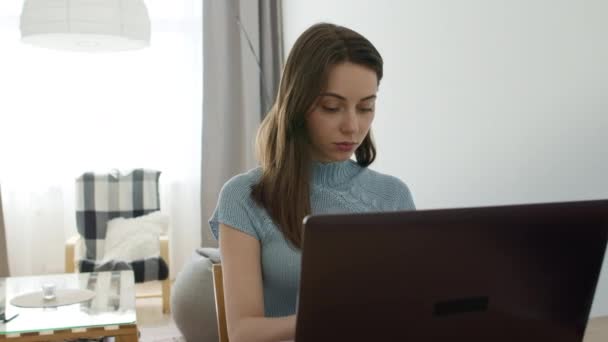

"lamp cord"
[235,15,273,115]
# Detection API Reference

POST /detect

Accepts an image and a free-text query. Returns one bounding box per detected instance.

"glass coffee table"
[0,271,137,341]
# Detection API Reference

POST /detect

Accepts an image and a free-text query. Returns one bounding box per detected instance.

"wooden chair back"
[212,263,229,342]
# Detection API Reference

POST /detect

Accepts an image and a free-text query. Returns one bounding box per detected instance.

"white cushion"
[101,211,169,263]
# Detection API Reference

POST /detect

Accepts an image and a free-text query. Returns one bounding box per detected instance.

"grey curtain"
[0,187,9,276]
[201,0,284,246]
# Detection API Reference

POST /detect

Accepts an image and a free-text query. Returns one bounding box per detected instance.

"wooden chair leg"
[159,234,171,314]
[162,277,171,314]
[65,235,80,273]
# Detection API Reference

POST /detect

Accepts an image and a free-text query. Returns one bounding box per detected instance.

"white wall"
[283,0,608,317]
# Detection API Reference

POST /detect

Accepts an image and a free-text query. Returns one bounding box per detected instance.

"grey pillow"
[172,248,221,342]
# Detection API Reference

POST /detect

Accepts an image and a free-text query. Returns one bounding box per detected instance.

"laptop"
[296,199,608,342]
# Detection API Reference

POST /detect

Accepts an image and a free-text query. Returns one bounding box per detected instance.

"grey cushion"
[172,247,221,342]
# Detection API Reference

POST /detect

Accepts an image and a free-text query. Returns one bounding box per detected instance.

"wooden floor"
[135,282,183,342]
[585,316,608,342]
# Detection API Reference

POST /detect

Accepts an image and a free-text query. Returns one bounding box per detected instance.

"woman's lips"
[334,142,357,152]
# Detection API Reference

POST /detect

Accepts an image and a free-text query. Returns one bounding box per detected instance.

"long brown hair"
[251,23,383,248]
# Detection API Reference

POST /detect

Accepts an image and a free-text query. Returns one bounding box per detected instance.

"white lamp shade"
[20,0,151,52]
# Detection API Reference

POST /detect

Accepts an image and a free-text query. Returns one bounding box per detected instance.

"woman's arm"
[220,223,296,342]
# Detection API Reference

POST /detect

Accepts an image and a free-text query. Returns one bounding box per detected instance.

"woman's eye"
[358,107,374,113]
[322,106,340,112]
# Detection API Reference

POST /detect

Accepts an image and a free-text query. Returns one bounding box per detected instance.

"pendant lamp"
[20,0,151,52]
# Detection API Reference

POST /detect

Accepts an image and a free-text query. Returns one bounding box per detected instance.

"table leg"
[116,332,139,342]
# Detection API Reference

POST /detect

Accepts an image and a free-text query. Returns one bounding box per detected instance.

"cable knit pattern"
[209,160,415,317]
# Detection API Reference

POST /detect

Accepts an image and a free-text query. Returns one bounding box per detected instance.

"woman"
[209,23,415,342]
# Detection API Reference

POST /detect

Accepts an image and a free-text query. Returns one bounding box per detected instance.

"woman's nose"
[340,110,358,134]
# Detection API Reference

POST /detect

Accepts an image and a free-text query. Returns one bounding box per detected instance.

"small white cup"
[41,282,56,301]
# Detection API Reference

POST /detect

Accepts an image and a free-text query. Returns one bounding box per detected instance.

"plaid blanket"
[75,169,168,282]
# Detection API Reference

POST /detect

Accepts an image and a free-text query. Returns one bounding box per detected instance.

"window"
[0,0,202,275]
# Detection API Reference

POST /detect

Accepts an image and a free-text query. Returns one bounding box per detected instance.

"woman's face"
[306,62,378,163]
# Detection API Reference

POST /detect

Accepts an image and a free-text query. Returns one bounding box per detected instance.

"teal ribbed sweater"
[209,160,415,317]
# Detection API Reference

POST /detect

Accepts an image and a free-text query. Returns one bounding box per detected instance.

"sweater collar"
[311,159,361,187]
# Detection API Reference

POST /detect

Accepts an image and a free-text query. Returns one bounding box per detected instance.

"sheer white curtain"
[0,0,202,277]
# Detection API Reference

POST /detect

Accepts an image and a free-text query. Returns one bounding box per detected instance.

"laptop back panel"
[296,200,608,341]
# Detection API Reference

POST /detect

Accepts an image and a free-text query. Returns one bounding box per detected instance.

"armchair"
[65,169,171,313]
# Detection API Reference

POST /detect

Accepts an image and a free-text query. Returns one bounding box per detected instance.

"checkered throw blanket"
[75,169,168,283]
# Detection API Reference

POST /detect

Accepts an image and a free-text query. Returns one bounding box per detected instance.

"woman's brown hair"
[251,23,383,248]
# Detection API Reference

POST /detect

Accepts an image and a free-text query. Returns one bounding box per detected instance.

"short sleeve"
[209,172,262,241]
[393,178,416,211]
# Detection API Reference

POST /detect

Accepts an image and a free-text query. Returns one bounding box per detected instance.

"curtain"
[0,1,203,276]
[0,187,9,277]
[201,0,284,246]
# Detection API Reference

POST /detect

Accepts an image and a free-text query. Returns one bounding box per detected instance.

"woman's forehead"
[322,62,378,100]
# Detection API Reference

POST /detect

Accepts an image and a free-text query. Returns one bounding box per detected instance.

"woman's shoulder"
[210,167,265,241]
[358,166,409,189]
[220,167,263,197]
[357,166,415,210]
